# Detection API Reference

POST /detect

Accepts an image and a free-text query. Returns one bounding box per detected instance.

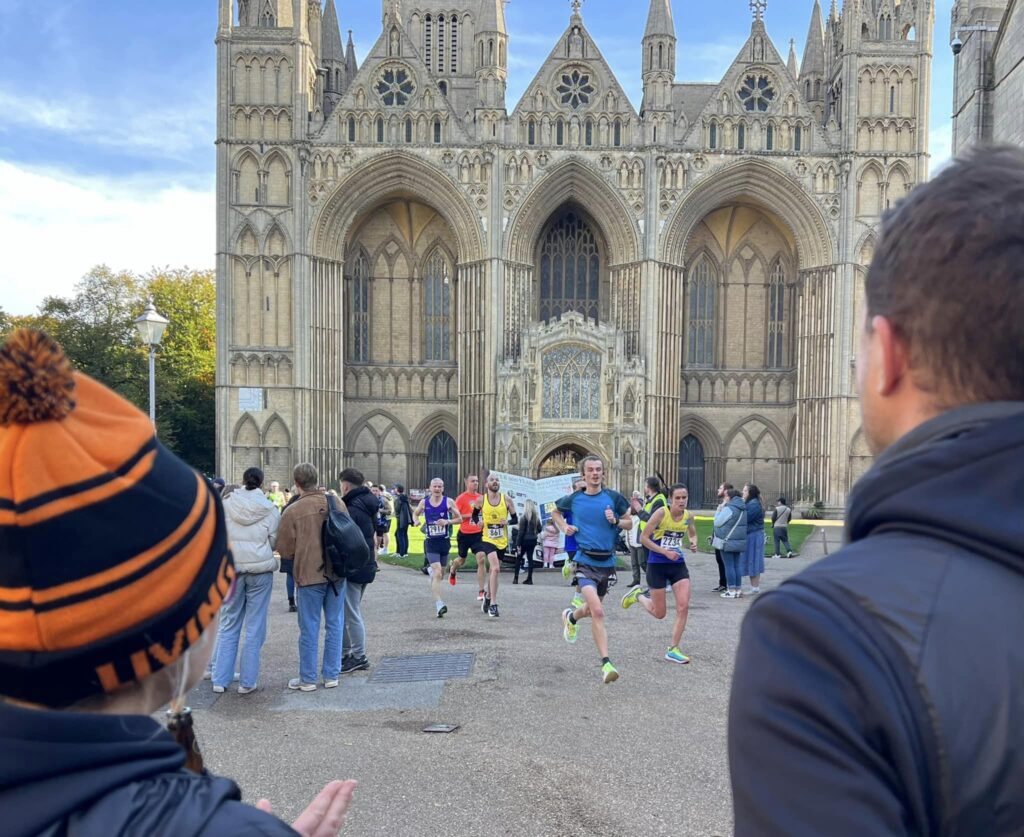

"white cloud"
[929,121,953,175]
[0,159,214,314]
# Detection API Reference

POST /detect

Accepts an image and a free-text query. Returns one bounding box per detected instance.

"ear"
[870,315,911,396]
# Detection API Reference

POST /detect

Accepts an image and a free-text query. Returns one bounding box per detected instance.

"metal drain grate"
[370,652,475,684]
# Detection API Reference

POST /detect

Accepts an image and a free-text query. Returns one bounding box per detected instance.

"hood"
[727,496,746,513]
[847,403,1024,576]
[0,702,234,837]
[343,485,380,516]
[223,488,274,526]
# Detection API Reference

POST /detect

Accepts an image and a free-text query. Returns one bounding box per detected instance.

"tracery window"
[767,261,786,367]
[737,74,776,112]
[555,69,595,109]
[538,210,601,324]
[542,345,601,420]
[376,67,415,106]
[687,255,716,367]
[346,248,370,362]
[424,251,452,362]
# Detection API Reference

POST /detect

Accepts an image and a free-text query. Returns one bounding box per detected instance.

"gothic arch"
[232,413,261,446]
[344,408,411,452]
[722,414,789,460]
[530,434,610,477]
[410,410,458,455]
[233,220,261,256]
[311,151,484,263]
[678,414,724,460]
[261,413,291,446]
[663,158,834,268]
[506,157,642,266]
[262,220,291,255]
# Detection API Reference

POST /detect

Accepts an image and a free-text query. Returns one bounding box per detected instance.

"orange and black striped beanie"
[0,329,234,707]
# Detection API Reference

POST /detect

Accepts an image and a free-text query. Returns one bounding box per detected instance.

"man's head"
[338,467,365,494]
[370,485,381,497]
[858,146,1024,455]
[486,474,501,493]
[645,476,662,498]
[580,454,604,489]
[292,462,319,494]
[429,477,444,496]
[269,480,280,493]
[395,484,405,494]
[717,482,733,498]
[464,474,479,493]
[777,496,787,506]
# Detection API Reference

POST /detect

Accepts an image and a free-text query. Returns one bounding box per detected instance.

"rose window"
[376,68,415,106]
[556,69,595,109]
[737,74,775,112]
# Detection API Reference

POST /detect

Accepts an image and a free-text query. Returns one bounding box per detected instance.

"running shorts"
[574,564,618,598]
[457,530,485,558]
[645,561,690,589]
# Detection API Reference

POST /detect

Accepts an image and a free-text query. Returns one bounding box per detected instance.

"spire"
[828,0,838,23]
[345,29,357,75]
[321,0,343,63]
[787,38,799,77]
[800,0,826,80]
[644,0,675,39]
[479,0,507,33]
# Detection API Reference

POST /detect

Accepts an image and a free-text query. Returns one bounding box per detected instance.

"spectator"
[541,519,560,569]
[0,328,355,836]
[393,484,412,558]
[339,468,380,674]
[770,497,794,558]
[729,146,1024,834]
[276,463,344,691]
[741,484,765,596]
[266,480,286,512]
[626,490,646,587]
[370,485,393,556]
[629,479,667,579]
[710,483,732,592]
[515,500,542,584]
[713,489,747,599]
[214,466,280,695]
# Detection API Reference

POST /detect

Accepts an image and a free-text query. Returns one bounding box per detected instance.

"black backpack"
[322,495,373,583]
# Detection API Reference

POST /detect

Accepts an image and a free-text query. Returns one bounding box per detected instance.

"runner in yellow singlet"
[473,474,518,618]
[621,483,698,664]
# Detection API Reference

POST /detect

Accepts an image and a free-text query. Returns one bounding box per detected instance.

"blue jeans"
[285,569,295,600]
[296,581,346,684]
[773,527,792,555]
[213,571,274,689]
[343,582,366,659]
[722,551,743,589]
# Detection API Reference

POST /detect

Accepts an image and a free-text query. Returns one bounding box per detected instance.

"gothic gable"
[316,14,470,145]
[681,22,831,151]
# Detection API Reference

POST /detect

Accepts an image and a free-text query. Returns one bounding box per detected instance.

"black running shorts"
[457,530,485,558]
[645,561,690,590]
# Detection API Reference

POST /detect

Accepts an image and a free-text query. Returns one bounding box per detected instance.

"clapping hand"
[257,780,357,837]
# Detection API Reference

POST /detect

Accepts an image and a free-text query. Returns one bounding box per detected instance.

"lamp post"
[135,299,169,427]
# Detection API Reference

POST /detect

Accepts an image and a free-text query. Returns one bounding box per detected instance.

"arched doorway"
[678,435,706,508]
[427,430,458,491]
[536,444,588,479]
[536,206,605,324]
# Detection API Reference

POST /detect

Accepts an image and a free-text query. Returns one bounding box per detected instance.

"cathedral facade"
[214,0,934,509]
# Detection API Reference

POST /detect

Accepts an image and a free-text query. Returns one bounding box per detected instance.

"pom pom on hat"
[0,329,76,425]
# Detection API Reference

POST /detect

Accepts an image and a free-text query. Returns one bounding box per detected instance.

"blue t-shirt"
[564,511,576,552]
[555,489,630,567]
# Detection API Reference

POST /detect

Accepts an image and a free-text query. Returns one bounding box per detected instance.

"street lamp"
[135,299,169,427]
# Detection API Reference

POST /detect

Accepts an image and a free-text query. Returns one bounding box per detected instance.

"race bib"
[428,523,447,538]
[661,533,684,551]
[488,524,504,539]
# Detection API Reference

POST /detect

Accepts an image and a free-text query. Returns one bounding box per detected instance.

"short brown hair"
[866,145,1024,405]
[293,462,319,491]
[580,454,604,470]
[339,467,365,487]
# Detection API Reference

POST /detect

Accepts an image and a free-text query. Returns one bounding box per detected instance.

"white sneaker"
[324,679,339,689]
[747,587,761,596]
[203,670,212,681]
[237,685,258,695]
[212,685,225,693]
[288,678,317,691]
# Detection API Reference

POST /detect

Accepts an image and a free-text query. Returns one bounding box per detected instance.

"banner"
[489,471,578,560]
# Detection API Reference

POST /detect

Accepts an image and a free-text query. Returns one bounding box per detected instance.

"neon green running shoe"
[602,662,619,684]
[621,586,643,610]
[665,646,690,665]
[562,560,572,579]
[571,593,584,610]
[562,608,578,644]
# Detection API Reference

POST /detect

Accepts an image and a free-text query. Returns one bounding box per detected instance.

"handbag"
[712,508,744,551]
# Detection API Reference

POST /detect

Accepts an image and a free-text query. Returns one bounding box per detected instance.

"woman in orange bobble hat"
[0,329,355,837]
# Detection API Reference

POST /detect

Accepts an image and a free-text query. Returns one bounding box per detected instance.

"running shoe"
[665,647,690,665]
[488,604,500,618]
[621,587,643,610]
[602,662,620,684]
[237,685,258,695]
[562,560,572,579]
[482,595,490,614]
[720,590,739,599]
[477,590,486,601]
[562,608,578,643]
[449,571,457,586]
[437,602,448,618]
[324,679,339,689]
[571,593,584,610]
[287,678,317,691]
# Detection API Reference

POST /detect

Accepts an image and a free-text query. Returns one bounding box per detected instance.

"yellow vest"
[651,509,693,550]
[481,495,511,549]
[639,493,666,532]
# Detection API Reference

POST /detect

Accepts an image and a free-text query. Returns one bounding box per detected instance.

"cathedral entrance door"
[536,444,588,479]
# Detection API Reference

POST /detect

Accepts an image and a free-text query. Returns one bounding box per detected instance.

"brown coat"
[276,492,346,587]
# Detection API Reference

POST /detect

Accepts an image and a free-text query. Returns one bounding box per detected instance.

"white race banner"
[488,471,579,558]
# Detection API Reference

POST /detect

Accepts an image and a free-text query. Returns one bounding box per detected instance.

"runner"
[412,478,462,618]
[552,455,632,684]
[474,474,518,618]
[562,476,586,609]
[622,483,697,664]
[451,474,488,600]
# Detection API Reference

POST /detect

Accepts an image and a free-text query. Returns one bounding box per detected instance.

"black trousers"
[714,549,727,588]
[514,541,536,583]
[395,526,409,558]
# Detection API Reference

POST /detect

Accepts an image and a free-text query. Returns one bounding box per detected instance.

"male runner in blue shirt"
[551,454,632,683]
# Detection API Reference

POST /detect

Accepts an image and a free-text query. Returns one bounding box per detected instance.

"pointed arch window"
[427,430,458,490]
[376,116,384,143]
[437,15,446,73]
[766,123,774,150]
[450,17,458,73]
[737,123,746,149]
[585,119,593,146]
[767,260,787,368]
[346,248,370,362]
[709,120,717,149]
[678,435,706,508]
[424,15,433,69]
[405,117,413,142]
[528,120,536,145]
[542,345,601,420]
[348,116,356,142]
[794,124,803,151]
[424,250,452,362]
[613,119,622,147]
[538,210,601,324]
[556,118,565,146]
[687,256,716,367]
[433,118,442,143]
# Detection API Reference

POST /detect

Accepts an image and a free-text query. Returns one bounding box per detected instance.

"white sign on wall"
[489,470,579,555]
[238,387,265,412]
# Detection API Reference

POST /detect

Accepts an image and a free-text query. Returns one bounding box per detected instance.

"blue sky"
[0,0,955,314]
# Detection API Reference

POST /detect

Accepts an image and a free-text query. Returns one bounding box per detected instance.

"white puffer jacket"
[223,488,280,574]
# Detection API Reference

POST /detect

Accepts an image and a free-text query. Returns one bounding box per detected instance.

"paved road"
[189,540,826,837]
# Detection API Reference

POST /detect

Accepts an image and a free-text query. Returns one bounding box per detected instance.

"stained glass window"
[538,210,601,323]
[376,67,415,106]
[542,345,601,420]
[424,251,452,362]
[555,69,595,109]
[346,249,370,362]
[737,74,776,112]
[688,256,716,367]
[767,261,786,367]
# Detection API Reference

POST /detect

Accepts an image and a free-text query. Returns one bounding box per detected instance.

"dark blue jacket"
[729,402,1024,835]
[0,701,295,837]
[342,485,380,584]
[713,496,747,552]
[745,497,764,530]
